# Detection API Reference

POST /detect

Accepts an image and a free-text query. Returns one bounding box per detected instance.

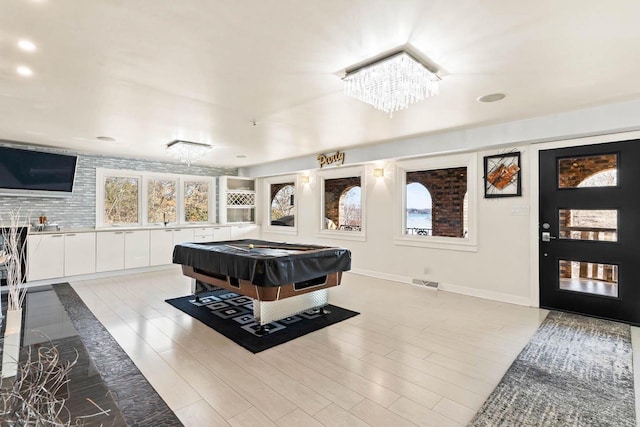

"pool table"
[173,239,351,331]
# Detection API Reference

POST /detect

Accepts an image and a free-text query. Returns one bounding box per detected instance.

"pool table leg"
[256,325,269,336]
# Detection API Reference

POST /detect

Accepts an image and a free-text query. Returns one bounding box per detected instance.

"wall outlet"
[511,205,529,215]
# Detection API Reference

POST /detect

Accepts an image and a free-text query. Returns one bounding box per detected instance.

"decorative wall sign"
[317,151,345,168]
[484,151,522,198]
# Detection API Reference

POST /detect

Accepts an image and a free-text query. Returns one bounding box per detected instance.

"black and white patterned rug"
[165,288,359,353]
[469,311,635,427]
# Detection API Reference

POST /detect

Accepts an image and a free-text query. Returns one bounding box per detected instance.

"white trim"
[438,282,532,307]
[349,268,531,305]
[394,152,478,251]
[262,174,298,235]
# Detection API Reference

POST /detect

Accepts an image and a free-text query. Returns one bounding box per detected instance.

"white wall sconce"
[300,175,310,184]
[373,168,384,178]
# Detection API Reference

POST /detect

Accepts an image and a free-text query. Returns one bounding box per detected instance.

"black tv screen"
[0,146,78,196]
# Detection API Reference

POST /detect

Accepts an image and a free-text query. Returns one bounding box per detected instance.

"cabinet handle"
[51,234,63,238]
[114,231,123,235]
[125,231,135,234]
[166,229,173,232]
[66,233,76,237]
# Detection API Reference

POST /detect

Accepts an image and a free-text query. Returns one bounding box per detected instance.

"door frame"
[529,130,640,308]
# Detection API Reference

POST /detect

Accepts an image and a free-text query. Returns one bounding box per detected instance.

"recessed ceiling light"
[16,65,33,77]
[17,39,37,52]
[236,155,247,158]
[96,136,116,142]
[477,93,506,103]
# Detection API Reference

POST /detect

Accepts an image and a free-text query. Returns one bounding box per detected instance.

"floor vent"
[412,279,439,289]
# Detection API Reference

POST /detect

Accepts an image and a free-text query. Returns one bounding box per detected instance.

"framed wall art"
[484,152,521,198]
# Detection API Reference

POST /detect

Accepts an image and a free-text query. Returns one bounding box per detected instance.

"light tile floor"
[70,268,638,426]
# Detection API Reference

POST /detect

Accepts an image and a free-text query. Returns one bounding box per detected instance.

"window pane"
[324,177,361,231]
[104,177,139,224]
[559,259,618,297]
[270,183,295,227]
[558,154,617,188]
[559,209,617,241]
[406,167,467,238]
[147,179,177,223]
[184,181,209,222]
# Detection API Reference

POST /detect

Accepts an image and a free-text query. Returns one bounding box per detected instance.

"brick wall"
[407,167,467,237]
[0,141,236,228]
[269,182,294,201]
[324,177,361,226]
[558,154,616,188]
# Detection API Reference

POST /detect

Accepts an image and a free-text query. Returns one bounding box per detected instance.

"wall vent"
[412,279,439,289]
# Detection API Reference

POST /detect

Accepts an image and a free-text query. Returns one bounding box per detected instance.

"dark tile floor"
[1,284,183,426]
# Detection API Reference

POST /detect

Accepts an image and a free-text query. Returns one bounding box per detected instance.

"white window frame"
[394,152,478,252]
[263,174,298,235]
[96,168,215,228]
[317,166,366,242]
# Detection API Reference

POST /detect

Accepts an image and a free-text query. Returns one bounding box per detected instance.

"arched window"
[405,182,432,235]
[338,186,361,231]
[270,184,295,226]
[578,169,617,188]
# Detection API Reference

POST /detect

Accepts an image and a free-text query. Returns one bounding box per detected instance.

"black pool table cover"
[173,239,351,287]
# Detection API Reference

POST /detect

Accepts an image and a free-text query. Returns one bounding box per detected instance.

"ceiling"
[2,0,640,168]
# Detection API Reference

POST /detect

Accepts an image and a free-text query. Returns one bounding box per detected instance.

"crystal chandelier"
[166,140,212,167]
[343,51,439,117]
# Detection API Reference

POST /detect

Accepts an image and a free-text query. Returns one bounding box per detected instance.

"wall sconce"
[300,175,310,184]
[373,168,384,178]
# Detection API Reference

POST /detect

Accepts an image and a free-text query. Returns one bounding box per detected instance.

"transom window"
[96,168,215,227]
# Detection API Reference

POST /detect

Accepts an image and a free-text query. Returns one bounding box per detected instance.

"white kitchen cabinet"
[193,227,213,242]
[124,230,150,269]
[173,228,194,245]
[27,234,65,281]
[149,229,175,266]
[219,176,256,224]
[96,231,125,272]
[212,226,231,241]
[64,233,96,276]
[230,224,259,240]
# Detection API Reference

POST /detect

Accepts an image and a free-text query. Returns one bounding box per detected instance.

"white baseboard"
[348,268,532,306]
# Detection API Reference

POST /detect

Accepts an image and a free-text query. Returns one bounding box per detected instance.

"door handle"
[541,232,557,242]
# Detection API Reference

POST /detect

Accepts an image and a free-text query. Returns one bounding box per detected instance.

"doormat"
[469,311,635,426]
[165,288,359,353]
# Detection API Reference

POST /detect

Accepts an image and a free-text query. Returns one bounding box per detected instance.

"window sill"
[316,230,367,242]
[393,236,478,252]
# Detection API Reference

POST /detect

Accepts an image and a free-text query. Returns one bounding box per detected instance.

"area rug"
[165,288,359,353]
[469,311,635,427]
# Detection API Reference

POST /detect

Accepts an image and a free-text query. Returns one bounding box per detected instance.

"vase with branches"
[1,209,29,379]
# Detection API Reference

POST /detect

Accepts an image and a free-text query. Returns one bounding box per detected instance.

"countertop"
[28,223,257,235]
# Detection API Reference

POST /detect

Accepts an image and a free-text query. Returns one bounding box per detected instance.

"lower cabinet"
[149,229,175,266]
[124,230,150,269]
[212,226,231,241]
[27,234,65,281]
[230,224,259,239]
[64,233,96,276]
[96,231,125,272]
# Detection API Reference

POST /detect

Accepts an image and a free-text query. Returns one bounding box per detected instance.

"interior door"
[539,139,640,324]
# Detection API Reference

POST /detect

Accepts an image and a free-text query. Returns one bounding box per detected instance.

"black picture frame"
[484,152,522,198]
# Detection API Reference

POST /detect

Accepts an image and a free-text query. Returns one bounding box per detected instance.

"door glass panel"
[557,154,617,188]
[559,259,618,297]
[558,209,617,241]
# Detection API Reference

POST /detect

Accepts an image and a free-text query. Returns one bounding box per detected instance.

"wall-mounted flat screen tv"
[0,146,78,197]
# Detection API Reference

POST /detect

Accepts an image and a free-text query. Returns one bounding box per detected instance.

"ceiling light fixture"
[16,65,33,77]
[166,139,212,167]
[17,39,37,52]
[343,50,439,117]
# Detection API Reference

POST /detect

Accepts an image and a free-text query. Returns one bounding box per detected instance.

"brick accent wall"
[407,167,467,237]
[0,141,237,228]
[269,182,294,201]
[324,177,361,226]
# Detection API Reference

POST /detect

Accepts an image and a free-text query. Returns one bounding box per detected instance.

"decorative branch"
[1,208,29,311]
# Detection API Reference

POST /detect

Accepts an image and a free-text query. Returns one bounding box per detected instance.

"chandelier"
[343,51,439,117]
[166,140,212,167]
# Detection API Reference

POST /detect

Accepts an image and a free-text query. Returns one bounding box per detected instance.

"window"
[96,169,215,227]
[263,175,298,234]
[103,176,140,225]
[184,181,210,222]
[395,153,477,251]
[147,178,177,224]
[318,167,365,240]
[270,183,295,227]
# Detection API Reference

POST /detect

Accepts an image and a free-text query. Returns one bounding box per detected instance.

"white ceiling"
[2,0,640,168]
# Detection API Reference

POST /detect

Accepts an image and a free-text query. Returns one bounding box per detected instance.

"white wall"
[246,98,640,307]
